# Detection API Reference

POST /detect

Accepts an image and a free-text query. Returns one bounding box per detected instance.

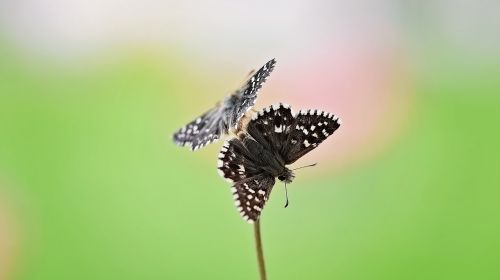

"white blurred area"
[0,0,499,63]
[0,0,498,169]
[0,0,406,63]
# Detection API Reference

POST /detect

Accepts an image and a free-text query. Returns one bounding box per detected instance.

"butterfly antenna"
[247,69,256,78]
[292,163,318,171]
[284,182,289,208]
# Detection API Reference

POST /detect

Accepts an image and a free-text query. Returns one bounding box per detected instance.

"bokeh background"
[1,1,499,279]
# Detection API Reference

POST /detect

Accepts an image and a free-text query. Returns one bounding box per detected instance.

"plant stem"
[254,219,267,280]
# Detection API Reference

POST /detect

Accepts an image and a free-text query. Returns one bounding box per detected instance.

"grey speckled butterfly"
[173,59,276,151]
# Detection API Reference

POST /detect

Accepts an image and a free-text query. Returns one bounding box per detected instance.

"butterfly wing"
[217,135,277,223]
[173,59,276,151]
[246,103,296,155]
[172,105,225,150]
[220,104,340,222]
[283,109,341,164]
[217,135,269,183]
[231,175,275,223]
[227,59,276,128]
[246,104,341,164]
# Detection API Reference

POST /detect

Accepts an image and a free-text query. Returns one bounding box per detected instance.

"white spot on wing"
[218,168,226,178]
[304,140,310,147]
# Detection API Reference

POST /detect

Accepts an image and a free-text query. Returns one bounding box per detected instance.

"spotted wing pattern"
[217,135,278,223]
[173,59,276,151]
[246,103,295,155]
[283,108,341,164]
[247,103,341,164]
[172,105,224,151]
[218,103,341,223]
[217,138,260,183]
[231,175,275,223]
[229,59,276,126]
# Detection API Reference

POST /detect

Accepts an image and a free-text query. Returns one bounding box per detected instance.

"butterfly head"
[277,168,295,184]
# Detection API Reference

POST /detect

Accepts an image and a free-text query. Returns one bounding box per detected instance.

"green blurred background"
[1,1,499,279]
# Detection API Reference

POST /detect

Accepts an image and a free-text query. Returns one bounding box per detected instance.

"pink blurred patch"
[256,41,414,173]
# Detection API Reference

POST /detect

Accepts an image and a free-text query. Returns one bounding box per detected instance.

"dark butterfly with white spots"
[173,59,276,151]
[217,103,341,223]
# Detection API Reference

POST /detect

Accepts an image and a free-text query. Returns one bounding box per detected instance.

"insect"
[217,103,341,223]
[173,59,276,151]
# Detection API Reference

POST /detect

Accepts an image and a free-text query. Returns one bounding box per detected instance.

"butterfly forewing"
[173,59,276,151]
[283,109,341,164]
[232,59,276,124]
[246,103,295,154]
[173,106,224,150]
[247,104,341,164]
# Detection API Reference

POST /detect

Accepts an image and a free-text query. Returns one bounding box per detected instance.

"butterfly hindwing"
[217,136,265,183]
[218,135,280,223]
[231,175,275,223]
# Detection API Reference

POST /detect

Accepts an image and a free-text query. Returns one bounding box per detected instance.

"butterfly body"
[229,133,296,183]
[218,103,341,223]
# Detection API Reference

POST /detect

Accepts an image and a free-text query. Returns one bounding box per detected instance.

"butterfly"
[173,59,276,151]
[217,103,341,223]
